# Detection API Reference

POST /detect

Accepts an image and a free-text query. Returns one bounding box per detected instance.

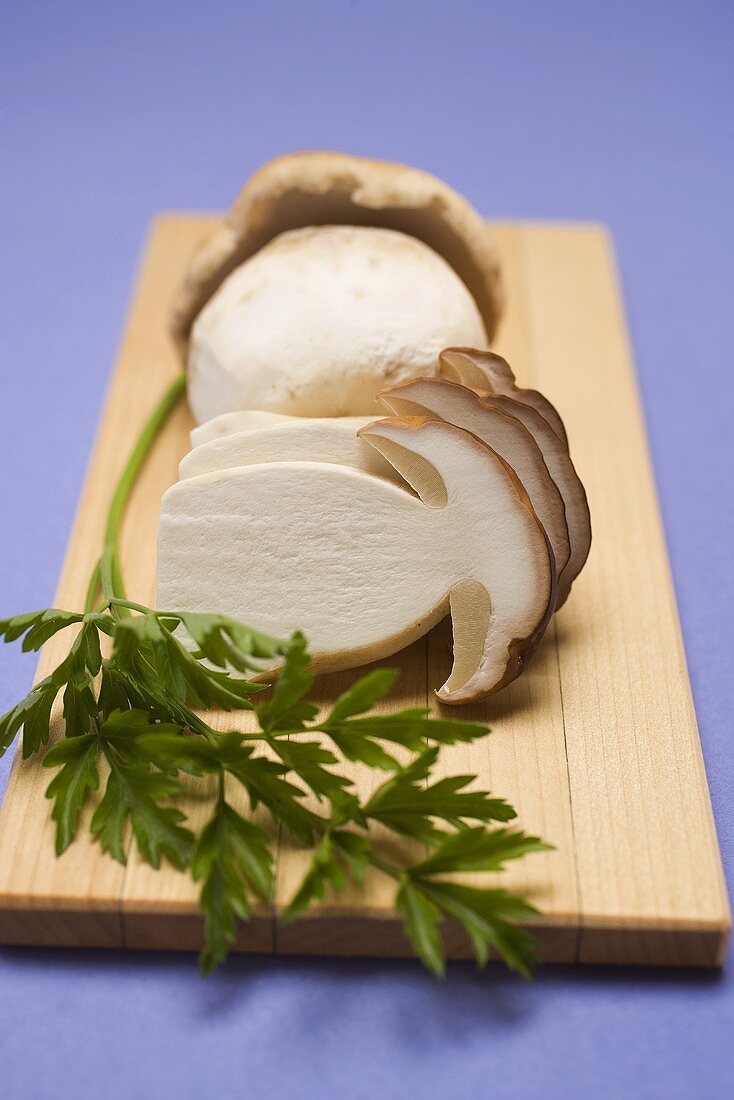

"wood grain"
[0,216,728,966]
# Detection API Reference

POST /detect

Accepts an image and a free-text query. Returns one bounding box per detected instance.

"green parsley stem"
[367,853,404,882]
[108,597,156,615]
[83,559,102,616]
[85,371,187,613]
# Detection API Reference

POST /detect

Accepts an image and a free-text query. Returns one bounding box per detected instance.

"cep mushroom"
[157,418,555,703]
[169,152,504,423]
[379,377,571,600]
[185,226,487,423]
[179,417,400,483]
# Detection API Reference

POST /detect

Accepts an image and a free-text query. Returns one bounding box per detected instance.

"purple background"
[2,2,733,1096]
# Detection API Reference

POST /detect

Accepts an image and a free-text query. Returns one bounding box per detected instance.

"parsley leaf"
[0,609,85,650]
[192,796,274,975]
[411,826,551,875]
[325,668,399,723]
[85,711,194,868]
[397,877,445,977]
[256,633,317,733]
[409,880,540,978]
[282,829,372,922]
[0,678,57,758]
[365,750,518,842]
[3,598,547,979]
[170,610,285,674]
[312,672,491,769]
[43,732,101,853]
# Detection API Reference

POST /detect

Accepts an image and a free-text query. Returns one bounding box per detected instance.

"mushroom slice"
[475,393,590,606]
[191,410,295,448]
[358,418,555,702]
[440,347,569,447]
[179,418,400,483]
[170,151,504,356]
[379,377,571,596]
[157,418,555,703]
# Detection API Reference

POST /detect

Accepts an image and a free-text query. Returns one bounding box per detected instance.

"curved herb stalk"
[85,371,187,612]
[0,373,550,976]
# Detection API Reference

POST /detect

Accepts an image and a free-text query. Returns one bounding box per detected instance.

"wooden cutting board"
[0,217,728,967]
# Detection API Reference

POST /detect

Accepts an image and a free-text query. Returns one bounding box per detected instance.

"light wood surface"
[0,217,728,966]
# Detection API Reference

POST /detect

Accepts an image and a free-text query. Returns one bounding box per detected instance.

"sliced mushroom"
[359,418,556,702]
[170,151,504,355]
[191,410,294,448]
[440,347,569,447]
[179,418,400,483]
[157,418,555,703]
[379,377,571,594]
[186,225,487,423]
[475,392,590,606]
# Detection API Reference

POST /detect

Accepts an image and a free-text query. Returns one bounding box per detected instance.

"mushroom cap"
[379,375,571,596]
[440,347,570,447]
[170,151,504,353]
[187,225,487,423]
[477,391,591,607]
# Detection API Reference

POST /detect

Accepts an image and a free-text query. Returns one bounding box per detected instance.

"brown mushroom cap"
[476,392,591,607]
[440,347,569,447]
[379,375,572,596]
[169,152,504,354]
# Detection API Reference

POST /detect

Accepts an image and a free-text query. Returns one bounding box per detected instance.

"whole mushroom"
[187,225,486,422]
[170,152,504,424]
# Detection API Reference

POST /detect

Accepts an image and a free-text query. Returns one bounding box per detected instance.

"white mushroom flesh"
[187,226,487,423]
[157,419,554,703]
[179,418,402,484]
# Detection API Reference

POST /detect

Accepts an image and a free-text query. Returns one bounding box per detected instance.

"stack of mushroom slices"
[158,347,591,706]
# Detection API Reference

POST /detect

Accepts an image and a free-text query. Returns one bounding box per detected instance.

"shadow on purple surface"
[1,944,723,1020]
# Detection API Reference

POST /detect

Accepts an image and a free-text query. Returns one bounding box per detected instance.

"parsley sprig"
[0,372,550,976]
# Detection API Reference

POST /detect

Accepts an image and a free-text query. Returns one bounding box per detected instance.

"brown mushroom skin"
[438,347,591,606]
[359,416,557,704]
[440,347,569,447]
[477,391,591,608]
[379,375,572,600]
[170,152,504,355]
